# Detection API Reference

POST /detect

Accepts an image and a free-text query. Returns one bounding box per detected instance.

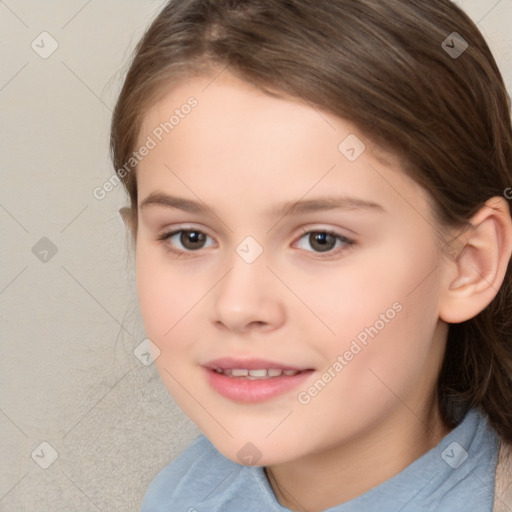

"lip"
[203,357,308,371]
[202,357,314,403]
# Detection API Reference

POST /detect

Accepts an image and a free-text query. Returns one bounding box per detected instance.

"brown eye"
[158,229,214,252]
[296,230,354,255]
[308,232,338,252]
[179,230,207,250]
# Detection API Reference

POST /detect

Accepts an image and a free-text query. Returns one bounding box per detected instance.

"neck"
[265,401,452,512]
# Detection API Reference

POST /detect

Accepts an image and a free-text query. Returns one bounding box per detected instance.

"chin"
[204,430,300,468]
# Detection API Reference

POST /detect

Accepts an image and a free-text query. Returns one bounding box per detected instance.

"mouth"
[212,368,307,379]
[203,357,315,402]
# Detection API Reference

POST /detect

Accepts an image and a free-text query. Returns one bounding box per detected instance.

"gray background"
[1,1,511,511]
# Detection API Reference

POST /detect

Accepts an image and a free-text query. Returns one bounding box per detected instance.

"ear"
[439,196,512,323]
[119,206,137,240]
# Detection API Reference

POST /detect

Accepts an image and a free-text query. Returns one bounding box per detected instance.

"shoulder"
[493,439,512,512]
[140,434,247,512]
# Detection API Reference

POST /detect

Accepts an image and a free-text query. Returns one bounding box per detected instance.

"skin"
[129,70,511,511]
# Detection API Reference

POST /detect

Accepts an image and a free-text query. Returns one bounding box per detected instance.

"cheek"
[309,241,439,343]
[290,279,442,454]
[310,235,443,385]
[135,243,198,348]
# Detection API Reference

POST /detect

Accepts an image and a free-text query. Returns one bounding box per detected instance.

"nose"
[211,254,286,334]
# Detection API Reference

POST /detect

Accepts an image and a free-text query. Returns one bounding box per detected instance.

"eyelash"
[156,226,355,259]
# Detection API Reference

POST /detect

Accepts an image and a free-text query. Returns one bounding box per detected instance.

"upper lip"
[203,357,310,371]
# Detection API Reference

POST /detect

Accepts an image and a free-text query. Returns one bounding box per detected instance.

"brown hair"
[110,0,512,442]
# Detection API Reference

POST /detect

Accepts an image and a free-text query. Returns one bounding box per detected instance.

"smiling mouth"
[213,368,307,379]
[204,366,315,402]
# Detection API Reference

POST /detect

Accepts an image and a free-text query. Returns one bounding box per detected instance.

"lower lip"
[204,368,314,403]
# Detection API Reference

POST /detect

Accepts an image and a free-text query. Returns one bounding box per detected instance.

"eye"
[156,227,354,257]
[295,229,354,255]
[157,228,215,253]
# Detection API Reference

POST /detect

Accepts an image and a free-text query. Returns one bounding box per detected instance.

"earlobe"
[440,196,512,324]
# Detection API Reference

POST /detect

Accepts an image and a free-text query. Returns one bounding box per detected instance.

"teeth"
[215,368,301,378]
[231,369,249,377]
[248,369,267,377]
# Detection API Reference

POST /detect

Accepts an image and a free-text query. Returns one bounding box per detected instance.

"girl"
[110,1,512,510]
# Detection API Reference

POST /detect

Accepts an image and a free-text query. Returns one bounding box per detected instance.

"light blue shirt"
[141,407,499,511]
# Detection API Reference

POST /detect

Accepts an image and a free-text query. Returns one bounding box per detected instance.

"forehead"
[138,71,343,154]
[135,72,433,224]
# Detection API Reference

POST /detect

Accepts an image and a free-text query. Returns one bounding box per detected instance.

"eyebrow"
[139,192,384,218]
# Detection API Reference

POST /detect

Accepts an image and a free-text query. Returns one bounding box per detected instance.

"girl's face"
[134,71,452,467]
